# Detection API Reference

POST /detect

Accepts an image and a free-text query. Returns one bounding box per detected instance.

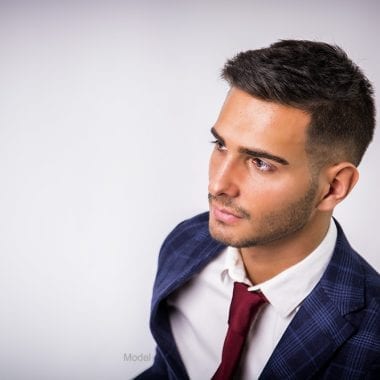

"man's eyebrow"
[210,127,225,145]
[210,127,289,166]
[240,147,289,165]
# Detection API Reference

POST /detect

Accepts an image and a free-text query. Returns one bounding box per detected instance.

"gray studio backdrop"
[0,1,379,379]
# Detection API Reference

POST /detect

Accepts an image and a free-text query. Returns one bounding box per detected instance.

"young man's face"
[208,87,320,248]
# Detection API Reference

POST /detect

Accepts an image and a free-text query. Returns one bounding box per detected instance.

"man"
[136,40,380,379]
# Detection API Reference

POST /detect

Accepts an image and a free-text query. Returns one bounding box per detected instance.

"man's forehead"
[214,88,312,165]
[222,87,310,123]
[218,89,310,141]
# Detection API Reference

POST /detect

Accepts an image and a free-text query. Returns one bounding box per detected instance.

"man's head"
[208,40,376,248]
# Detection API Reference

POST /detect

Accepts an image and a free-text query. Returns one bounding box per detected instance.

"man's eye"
[251,158,273,172]
[210,140,225,151]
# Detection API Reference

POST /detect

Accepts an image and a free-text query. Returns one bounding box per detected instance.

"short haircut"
[222,40,376,166]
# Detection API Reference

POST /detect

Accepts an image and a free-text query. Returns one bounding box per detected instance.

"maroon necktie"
[212,282,268,380]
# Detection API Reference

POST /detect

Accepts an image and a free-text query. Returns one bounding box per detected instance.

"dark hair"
[222,40,376,166]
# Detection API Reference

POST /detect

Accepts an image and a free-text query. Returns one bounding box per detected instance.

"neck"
[240,213,332,285]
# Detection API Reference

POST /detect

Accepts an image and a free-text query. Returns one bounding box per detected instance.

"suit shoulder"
[152,212,225,296]
[157,212,213,264]
[358,255,380,301]
[164,212,210,241]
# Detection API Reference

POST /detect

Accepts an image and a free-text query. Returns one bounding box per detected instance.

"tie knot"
[228,282,267,335]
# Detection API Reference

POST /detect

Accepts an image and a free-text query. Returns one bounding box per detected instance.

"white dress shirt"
[168,221,337,379]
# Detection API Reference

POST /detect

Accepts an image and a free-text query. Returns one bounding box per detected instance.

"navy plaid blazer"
[136,212,380,379]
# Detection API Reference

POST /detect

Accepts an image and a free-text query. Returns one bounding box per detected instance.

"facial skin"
[209,87,317,247]
[208,87,359,283]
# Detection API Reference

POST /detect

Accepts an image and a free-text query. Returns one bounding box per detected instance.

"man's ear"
[317,163,359,212]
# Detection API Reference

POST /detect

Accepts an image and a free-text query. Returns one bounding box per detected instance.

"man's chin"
[209,221,243,247]
[209,219,262,248]
[209,220,227,241]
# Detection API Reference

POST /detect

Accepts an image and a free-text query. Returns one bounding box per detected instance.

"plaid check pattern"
[135,212,380,380]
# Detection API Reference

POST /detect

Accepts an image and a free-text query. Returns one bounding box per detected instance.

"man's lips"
[212,205,244,224]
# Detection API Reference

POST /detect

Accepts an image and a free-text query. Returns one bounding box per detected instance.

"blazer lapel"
[153,236,225,308]
[260,220,365,379]
[150,213,226,379]
[260,287,357,379]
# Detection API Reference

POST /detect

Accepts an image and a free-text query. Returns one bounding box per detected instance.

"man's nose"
[208,158,240,198]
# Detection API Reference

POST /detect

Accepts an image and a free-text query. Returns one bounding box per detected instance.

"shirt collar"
[221,220,337,318]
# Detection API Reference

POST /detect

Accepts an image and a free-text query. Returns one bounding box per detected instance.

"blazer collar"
[153,212,225,307]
